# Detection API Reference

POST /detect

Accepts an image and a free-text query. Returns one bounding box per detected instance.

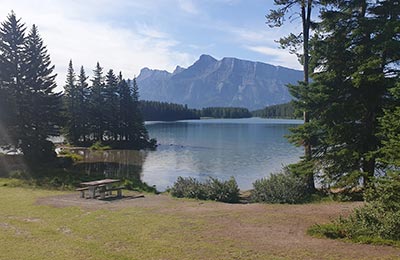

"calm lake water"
[141,118,303,190]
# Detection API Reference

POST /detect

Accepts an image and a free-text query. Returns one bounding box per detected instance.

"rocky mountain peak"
[136,55,302,110]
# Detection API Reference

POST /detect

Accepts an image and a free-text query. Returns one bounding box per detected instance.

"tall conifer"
[0,11,26,147]
[21,24,62,162]
[89,62,105,141]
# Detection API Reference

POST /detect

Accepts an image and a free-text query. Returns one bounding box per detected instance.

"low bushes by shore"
[251,170,311,204]
[308,173,400,246]
[170,176,240,203]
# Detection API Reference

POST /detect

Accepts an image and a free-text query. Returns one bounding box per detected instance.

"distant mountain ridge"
[136,54,303,110]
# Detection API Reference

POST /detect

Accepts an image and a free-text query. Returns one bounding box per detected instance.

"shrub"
[309,173,400,244]
[251,170,310,204]
[170,177,207,200]
[170,176,240,203]
[123,179,158,193]
[204,177,240,203]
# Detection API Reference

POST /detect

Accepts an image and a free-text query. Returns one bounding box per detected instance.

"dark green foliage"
[88,62,106,142]
[170,176,240,203]
[288,0,400,189]
[170,177,207,200]
[63,61,86,144]
[251,170,310,204]
[252,102,297,119]
[122,179,157,193]
[140,102,252,121]
[310,174,400,243]
[62,64,156,149]
[200,107,251,119]
[204,177,240,203]
[139,101,199,121]
[378,81,400,169]
[0,13,61,165]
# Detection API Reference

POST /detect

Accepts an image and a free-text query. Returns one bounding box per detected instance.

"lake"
[141,118,303,190]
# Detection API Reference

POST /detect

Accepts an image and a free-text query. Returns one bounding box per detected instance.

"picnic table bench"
[77,179,124,199]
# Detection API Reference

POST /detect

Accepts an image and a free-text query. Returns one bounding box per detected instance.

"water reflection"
[70,149,148,182]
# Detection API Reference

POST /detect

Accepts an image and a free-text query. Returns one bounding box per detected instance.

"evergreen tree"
[76,66,90,142]
[379,83,400,169]
[0,11,26,148]
[289,0,400,188]
[104,69,119,140]
[63,60,80,143]
[88,62,105,141]
[0,13,61,163]
[117,73,133,142]
[20,24,62,162]
[130,77,150,146]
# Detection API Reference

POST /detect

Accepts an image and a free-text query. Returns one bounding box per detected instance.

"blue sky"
[0,0,303,89]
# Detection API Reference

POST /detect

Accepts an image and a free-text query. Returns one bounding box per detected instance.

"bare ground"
[37,193,400,260]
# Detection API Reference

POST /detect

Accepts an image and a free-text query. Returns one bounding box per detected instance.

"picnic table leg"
[106,184,112,196]
[88,186,95,199]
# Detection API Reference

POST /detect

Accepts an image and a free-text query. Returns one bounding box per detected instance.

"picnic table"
[78,179,123,199]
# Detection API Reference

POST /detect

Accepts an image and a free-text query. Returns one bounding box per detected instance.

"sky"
[0,0,304,90]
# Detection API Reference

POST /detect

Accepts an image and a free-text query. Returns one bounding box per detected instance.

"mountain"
[136,54,303,110]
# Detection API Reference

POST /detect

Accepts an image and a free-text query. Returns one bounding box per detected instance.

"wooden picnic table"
[78,179,122,199]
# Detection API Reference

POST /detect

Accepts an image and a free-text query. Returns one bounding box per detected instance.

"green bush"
[309,173,400,244]
[170,176,240,203]
[204,177,240,203]
[170,177,207,200]
[251,170,310,204]
[123,179,158,193]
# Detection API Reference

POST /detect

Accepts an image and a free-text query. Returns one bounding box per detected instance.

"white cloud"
[220,25,302,70]
[245,45,301,69]
[177,0,199,14]
[0,0,194,91]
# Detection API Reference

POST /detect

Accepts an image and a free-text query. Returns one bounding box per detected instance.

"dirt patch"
[36,192,400,260]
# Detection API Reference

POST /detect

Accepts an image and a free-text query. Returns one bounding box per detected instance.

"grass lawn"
[1,179,399,260]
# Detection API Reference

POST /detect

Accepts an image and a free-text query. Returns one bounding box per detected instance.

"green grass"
[308,223,400,248]
[0,179,279,260]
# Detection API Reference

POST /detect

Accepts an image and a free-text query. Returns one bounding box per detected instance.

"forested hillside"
[252,102,296,119]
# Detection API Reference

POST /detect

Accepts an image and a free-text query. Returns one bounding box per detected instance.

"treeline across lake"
[139,101,296,121]
[139,102,253,121]
[252,102,297,119]
[139,101,199,121]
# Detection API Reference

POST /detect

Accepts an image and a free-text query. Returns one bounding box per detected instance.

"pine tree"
[117,73,133,142]
[130,77,150,146]
[379,83,400,169]
[89,62,105,142]
[0,13,61,163]
[104,69,119,141]
[289,0,400,188]
[0,11,26,148]
[20,24,62,162]
[76,66,90,143]
[63,60,80,143]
